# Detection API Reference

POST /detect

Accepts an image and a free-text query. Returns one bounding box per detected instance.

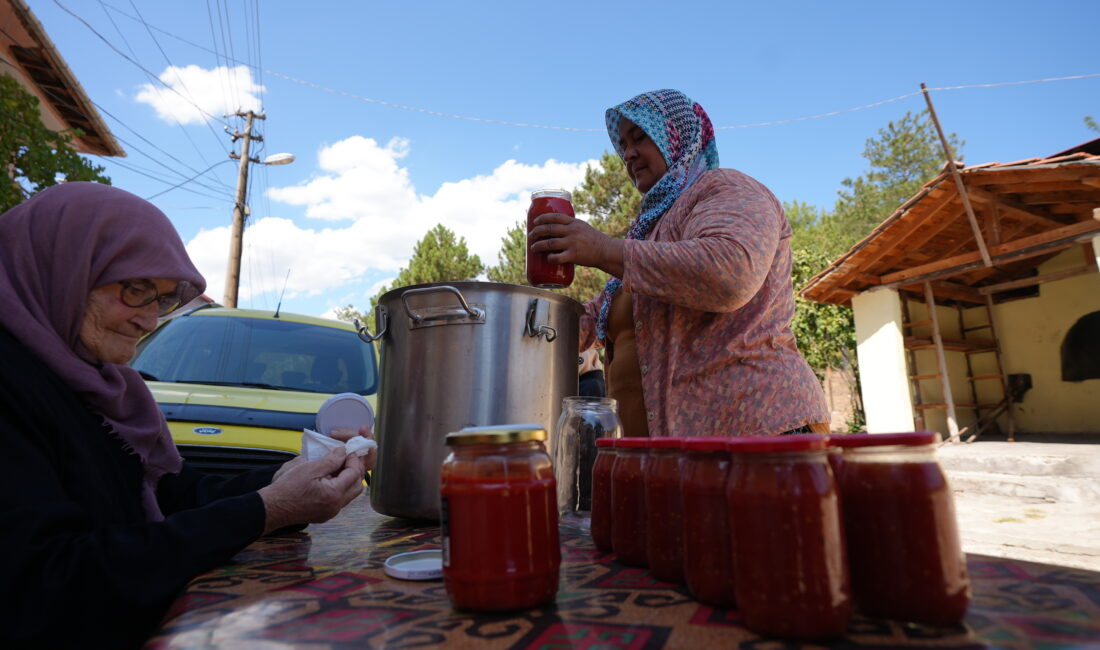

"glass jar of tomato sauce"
[440,425,560,612]
[526,189,575,288]
[726,434,851,641]
[681,437,737,607]
[610,437,649,567]
[644,437,686,583]
[830,431,970,626]
[590,437,617,552]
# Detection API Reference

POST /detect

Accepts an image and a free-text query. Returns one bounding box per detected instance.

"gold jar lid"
[445,424,547,446]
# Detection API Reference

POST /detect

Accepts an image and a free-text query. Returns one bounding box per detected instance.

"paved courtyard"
[939,439,1100,571]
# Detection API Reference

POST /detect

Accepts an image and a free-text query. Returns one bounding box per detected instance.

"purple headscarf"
[0,182,206,520]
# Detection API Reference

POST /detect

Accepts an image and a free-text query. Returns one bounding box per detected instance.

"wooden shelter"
[801,139,1100,440]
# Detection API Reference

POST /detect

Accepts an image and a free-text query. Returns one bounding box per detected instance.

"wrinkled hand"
[259,446,364,534]
[528,213,625,278]
[329,424,377,472]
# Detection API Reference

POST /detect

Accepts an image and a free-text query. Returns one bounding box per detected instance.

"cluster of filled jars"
[590,432,971,641]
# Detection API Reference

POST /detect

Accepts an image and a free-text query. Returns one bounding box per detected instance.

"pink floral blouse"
[580,168,829,437]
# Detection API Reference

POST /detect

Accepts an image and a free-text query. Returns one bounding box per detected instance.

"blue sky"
[28,0,1100,318]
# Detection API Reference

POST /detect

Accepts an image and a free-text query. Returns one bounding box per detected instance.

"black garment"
[0,327,273,648]
[579,369,607,398]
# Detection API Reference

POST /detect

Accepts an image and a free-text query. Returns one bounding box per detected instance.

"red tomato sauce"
[681,441,736,607]
[726,436,852,640]
[590,440,616,552]
[610,439,649,567]
[837,459,970,625]
[644,439,685,583]
[526,191,575,288]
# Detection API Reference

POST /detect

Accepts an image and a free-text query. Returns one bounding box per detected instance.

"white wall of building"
[852,288,916,433]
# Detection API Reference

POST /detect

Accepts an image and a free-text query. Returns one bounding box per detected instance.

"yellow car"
[131,306,378,476]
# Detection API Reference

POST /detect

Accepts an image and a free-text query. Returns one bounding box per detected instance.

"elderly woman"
[531,89,829,438]
[0,183,371,647]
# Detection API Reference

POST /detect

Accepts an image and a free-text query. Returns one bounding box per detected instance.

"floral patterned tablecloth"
[146,494,1100,649]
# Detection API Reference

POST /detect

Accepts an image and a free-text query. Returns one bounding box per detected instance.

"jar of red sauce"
[830,431,970,626]
[590,437,617,552]
[610,437,649,567]
[440,425,560,612]
[644,437,686,583]
[526,189,575,288]
[681,437,736,607]
[726,434,851,641]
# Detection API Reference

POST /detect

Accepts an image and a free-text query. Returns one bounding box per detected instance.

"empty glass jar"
[553,396,622,519]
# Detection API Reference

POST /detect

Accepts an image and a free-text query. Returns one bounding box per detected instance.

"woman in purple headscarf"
[530,90,829,438]
[0,183,368,648]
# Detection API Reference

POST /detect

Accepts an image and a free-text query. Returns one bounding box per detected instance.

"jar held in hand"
[526,189,575,288]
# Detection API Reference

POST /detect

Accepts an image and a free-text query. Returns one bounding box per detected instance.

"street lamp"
[263,152,295,166]
[223,110,296,308]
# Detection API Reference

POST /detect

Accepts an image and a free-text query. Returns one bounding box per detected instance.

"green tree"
[560,152,641,302]
[368,224,484,310]
[486,220,527,285]
[825,110,960,252]
[0,74,110,211]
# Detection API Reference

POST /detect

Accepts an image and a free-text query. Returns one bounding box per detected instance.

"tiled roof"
[800,140,1100,307]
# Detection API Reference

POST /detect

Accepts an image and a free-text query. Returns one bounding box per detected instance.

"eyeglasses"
[119,279,186,316]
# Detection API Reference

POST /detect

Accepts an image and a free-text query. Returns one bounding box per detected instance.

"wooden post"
[924,281,959,441]
[921,83,993,268]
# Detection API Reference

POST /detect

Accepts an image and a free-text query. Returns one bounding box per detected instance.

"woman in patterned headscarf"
[0,182,369,648]
[530,89,829,438]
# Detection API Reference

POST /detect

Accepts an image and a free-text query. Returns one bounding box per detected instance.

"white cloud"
[184,135,597,313]
[135,65,264,125]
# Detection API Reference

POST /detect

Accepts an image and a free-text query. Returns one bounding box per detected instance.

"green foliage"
[333,304,367,325]
[825,110,960,252]
[368,224,484,310]
[0,74,110,211]
[571,152,640,239]
[1086,115,1099,134]
[559,152,641,303]
[789,246,855,373]
[485,220,527,285]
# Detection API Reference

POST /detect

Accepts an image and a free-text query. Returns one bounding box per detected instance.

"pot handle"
[525,298,558,342]
[401,285,485,325]
[355,305,389,343]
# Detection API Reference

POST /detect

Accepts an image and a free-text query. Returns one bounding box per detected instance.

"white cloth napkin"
[300,428,377,461]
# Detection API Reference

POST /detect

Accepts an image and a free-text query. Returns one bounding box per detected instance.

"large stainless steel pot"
[357,281,582,520]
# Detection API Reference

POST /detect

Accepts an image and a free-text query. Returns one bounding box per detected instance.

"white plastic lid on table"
[315,392,375,436]
[383,550,443,580]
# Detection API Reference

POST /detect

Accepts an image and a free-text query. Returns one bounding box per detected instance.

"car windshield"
[131,313,378,395]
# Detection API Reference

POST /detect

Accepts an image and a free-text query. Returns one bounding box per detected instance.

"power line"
[144,159,233,200]
[117,0,224,162]
[93,2,1100,134]
[90,99,235,194]
[53,0,233,132]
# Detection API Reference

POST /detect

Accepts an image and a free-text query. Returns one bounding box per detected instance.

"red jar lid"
[828,431,940,448]
[614,437,652,448]
[648,437,686,449]
[595,437,617,448]
[725,434,827,454]
[682,437,735,451]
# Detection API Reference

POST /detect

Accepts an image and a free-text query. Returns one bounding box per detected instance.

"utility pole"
[223,110,265,308]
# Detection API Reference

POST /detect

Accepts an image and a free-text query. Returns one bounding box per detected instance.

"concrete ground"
[937,436,1100,571]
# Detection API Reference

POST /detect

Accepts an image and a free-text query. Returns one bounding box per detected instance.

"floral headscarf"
[598,89,720,340]
[0,182,205,521]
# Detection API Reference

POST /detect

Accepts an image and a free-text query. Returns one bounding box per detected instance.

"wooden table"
[146,494,1100,649]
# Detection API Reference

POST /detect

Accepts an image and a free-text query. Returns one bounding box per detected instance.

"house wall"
[903,298,982,437]
[991,244,1100,433]
[852,289,915,433]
